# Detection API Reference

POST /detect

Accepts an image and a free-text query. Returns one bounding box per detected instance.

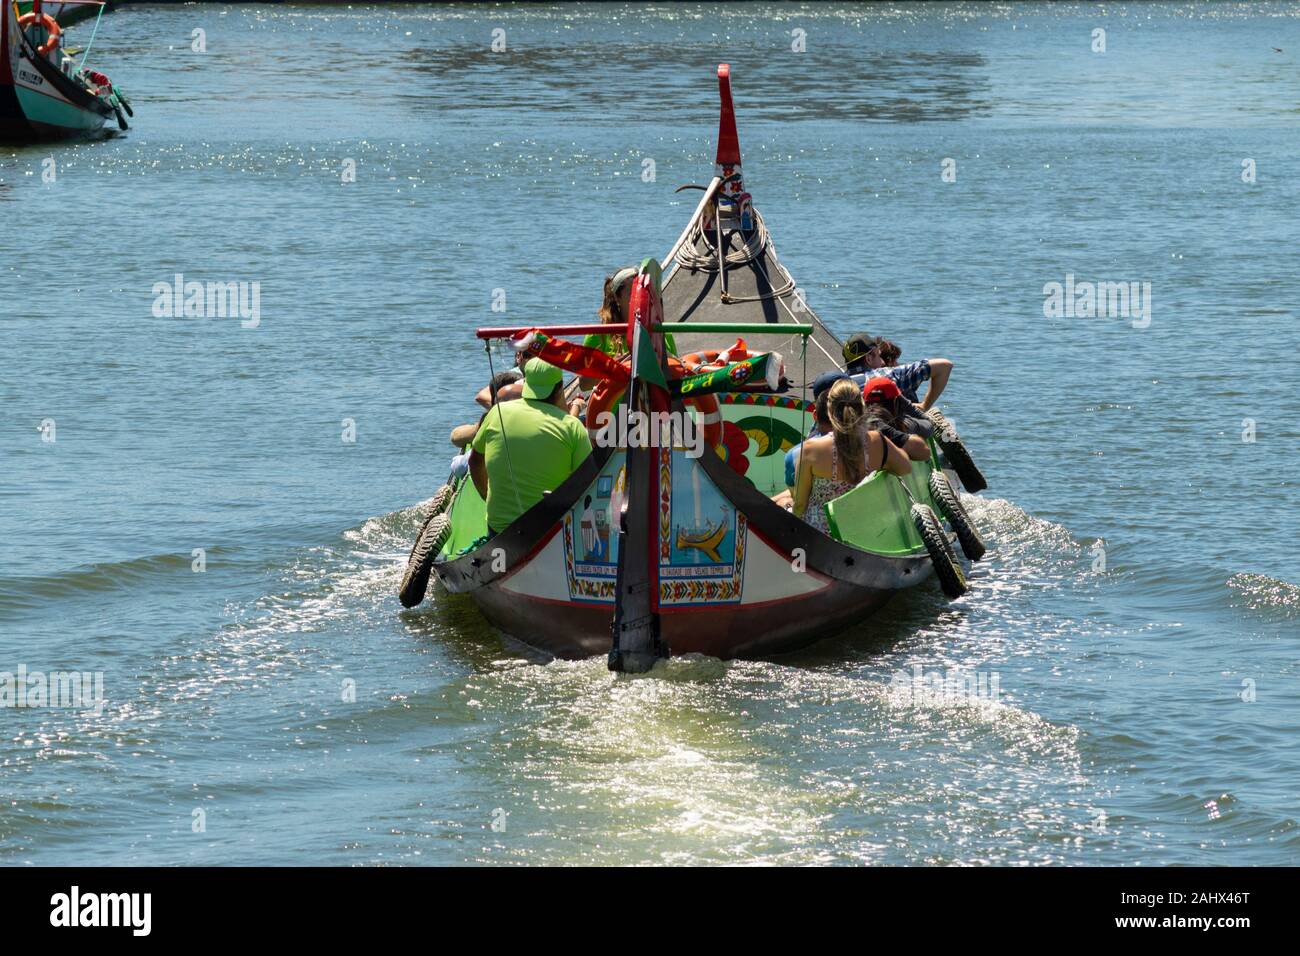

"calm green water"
[2,2,1298,865]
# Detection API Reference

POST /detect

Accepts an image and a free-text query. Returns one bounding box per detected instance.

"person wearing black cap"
[813,332,953,410]
[841,333,881,374]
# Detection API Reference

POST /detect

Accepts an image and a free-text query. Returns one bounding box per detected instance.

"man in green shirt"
[469,359,593,535]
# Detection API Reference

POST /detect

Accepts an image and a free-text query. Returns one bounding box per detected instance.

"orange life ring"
[587,357,723,450]
[18,12,61,56]
[681,350,723,373]
[680,337,753,374]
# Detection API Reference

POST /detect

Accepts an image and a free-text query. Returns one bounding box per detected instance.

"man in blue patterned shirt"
[811,333,953,409]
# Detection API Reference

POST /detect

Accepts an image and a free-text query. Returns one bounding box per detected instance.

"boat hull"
[455,572,902,660]
[433,427,937,661]
[1,1,110,142]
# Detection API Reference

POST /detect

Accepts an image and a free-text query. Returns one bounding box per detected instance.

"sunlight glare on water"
[2,2,1298,866]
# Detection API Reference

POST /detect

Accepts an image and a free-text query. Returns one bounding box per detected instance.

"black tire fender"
[926,410,987,493]
[911,502,968,599]
[926,408,956,439]
[399,512,451,608]
[929,471,987,561]
[428,483,456,518]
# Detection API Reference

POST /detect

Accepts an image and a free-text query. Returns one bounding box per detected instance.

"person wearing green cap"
[469,358,593,535]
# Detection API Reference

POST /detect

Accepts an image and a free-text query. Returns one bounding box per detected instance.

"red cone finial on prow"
[716,63,741,168]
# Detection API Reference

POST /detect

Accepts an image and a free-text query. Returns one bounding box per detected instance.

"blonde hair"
[826,378,870,483]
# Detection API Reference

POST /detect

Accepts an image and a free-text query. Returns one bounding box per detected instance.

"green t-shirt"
[583,330,677,357]
[471,398,593,532]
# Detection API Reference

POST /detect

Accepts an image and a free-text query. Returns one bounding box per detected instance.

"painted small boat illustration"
[675,518,728,563]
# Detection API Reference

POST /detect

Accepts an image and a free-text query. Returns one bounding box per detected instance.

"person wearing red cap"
[861,376,903,403]
[862,377,932,462]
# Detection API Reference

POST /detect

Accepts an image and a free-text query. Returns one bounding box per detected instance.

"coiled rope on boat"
[673,206,796,304]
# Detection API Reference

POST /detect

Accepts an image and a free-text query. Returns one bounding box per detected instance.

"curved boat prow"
[712,62,750,239]
[664,63,844,394]
[608,258,671,675]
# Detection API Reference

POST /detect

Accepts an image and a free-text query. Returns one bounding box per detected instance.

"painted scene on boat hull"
[434,391,939,660]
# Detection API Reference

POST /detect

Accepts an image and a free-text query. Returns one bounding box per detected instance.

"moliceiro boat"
[412,65,988,671]
[1,1,133,141]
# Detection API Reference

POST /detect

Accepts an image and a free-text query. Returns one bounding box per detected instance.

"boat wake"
[9,489,1265,865]
[442,645,1090,865]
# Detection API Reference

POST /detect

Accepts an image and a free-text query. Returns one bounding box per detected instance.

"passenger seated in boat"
[469,359,593,536]
[812,333,953,411]
[782,372,929,492]
[577,267,679,391]
[878,338,902,367]
[474,347,529,409]
[582,267,636,367]
[790,379,911,535]
[774,387,835,510]
[781,380,835,498]
[862,377,933,462]
[866,338,929,416]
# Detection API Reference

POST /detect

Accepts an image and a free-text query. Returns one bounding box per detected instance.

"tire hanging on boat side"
[925,408,955,437]
[926,409,988,494]
[428,483,456,518]
[399,512,452,608]
[911,503,968,598]
[928,471,987,561]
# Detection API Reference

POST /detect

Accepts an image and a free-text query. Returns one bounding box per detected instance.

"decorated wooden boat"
[1,1,132,142]
[416,65,987,671]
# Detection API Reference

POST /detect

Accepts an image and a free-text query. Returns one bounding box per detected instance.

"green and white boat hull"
[1,0,113,141]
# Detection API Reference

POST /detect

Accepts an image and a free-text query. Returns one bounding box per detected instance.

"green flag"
[631,321,669,393]
[674,351,782,398]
